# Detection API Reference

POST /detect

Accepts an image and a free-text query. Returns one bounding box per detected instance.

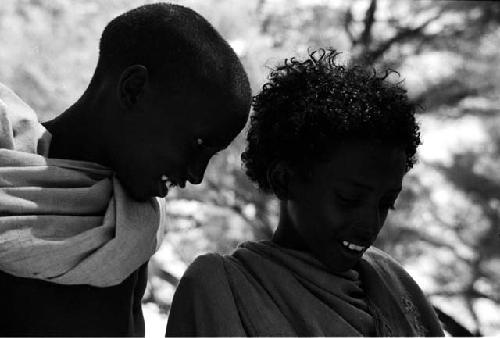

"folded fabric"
[166,241,444,336]
[0,82,167,287]
[0,82,49,154]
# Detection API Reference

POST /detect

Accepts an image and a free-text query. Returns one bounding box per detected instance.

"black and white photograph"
[0,0,499,337]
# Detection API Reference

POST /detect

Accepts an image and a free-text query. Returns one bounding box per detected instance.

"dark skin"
[272,140,407,273]
[0,65,248,336]
[44,65,247,200]
[0,65,247,336]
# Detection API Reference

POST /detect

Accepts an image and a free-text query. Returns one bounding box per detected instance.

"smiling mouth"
[159,175,187,196]
[341,240,367,253]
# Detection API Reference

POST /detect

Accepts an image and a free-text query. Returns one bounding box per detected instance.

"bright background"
[1,0,499,336]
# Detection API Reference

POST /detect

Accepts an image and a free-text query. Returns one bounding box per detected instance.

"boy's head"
[86,3,251,200]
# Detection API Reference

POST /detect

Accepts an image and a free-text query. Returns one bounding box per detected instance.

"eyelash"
[192,138,206,153]
[336,194,360,207]
[336,194,397,210]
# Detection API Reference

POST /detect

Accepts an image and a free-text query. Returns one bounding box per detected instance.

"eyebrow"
[344,178,402,193]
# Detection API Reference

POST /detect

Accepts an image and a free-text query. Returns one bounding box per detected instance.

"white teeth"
[160,175,175,189]
[342,240,366,252]
[160,175,172,186]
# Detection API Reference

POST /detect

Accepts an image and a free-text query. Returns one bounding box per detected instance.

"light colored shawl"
[166,241,444,337]
[0,82,167,287]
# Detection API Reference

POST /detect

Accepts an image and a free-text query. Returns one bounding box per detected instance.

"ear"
[117,65,148,109]
[267,162,293,200]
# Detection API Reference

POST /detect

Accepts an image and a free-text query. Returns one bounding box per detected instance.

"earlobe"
[268,162,292,200]
[117,65,149,109]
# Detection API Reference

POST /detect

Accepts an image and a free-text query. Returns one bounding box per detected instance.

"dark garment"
[0,121,149,336]
[0,263,148,336]
[166,241,444,337]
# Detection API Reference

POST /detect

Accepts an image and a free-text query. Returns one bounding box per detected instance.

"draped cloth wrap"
[0,82,167,287]
[166,241,444,337]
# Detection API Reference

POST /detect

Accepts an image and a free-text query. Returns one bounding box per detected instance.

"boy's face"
[286,140,406,273]
[108,86,246,201]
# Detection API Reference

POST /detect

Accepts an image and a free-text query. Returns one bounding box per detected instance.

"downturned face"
[107,86,247,201]
[287,140,407,273]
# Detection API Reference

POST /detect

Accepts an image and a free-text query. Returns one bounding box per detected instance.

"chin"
[324,259,357,274]
[126,190,150,202]
[317,245,362,274]
[131,194,151,202]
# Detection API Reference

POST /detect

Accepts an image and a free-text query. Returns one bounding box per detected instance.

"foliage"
[1,0,499,335]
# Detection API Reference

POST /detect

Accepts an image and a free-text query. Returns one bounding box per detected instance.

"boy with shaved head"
[0,3,251,336]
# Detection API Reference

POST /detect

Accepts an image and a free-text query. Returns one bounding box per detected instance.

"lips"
[156,175,188,197]
[338,237,372,256]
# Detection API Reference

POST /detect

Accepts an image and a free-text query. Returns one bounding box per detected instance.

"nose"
[356,206,383,240]
[187,156,210,185]
[187,172,203,185]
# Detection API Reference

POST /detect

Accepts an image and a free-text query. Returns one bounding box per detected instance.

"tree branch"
[359,0,377,48]
[433,306,477,336]
[343,6,356,46]
[363,9,445,64]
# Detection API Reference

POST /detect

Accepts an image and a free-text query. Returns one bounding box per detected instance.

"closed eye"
[335,193,361,207]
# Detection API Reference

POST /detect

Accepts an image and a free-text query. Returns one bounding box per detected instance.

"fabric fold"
[0,82,167,287]
[0,148,167,287]
[166,241,444,337]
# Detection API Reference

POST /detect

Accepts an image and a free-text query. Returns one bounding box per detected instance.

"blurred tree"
[1,0,500,335]
[173,0,500,334]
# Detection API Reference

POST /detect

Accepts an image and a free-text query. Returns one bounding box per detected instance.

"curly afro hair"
[241,48,421,193]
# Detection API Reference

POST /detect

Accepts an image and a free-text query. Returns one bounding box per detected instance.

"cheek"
[292,193,347,239]
[317,203,350,236]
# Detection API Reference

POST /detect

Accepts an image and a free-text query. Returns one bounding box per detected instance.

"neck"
[272,200,310,252]
[43,91,108,165]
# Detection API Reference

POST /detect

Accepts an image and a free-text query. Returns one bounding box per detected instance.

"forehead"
[315,141,407,190]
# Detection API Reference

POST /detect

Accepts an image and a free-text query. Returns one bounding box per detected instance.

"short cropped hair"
[92,3,250,115]
[242,49,421,193]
